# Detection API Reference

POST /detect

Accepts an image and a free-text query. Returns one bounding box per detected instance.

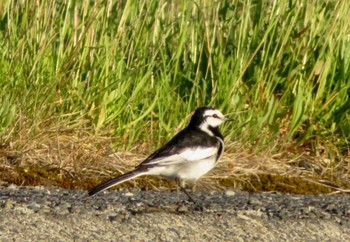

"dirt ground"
[1,186,349,241]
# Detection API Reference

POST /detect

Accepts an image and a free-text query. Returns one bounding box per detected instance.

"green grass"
[0,0,349,192]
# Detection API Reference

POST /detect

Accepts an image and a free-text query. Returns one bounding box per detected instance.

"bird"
[88,107,232,202]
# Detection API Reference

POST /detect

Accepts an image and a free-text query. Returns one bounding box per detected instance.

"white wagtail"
[88,107,232,201]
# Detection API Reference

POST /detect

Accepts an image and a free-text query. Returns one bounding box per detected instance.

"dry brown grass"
[0,130,349,194]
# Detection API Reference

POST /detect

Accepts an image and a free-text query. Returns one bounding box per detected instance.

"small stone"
[108,212,118,222]
[7,184,18,189]
[60,202,72,209]
[225,190,236,196]
[15,205,34,214]
[56,208,70,215]
[38,207,51,214]
[123,192,134,197]
[69,206,81,213]
[176,204,189,213]
[4,199,16,209]
[249,197,262,206]
[33,186,45,190]
[28,202,41,212]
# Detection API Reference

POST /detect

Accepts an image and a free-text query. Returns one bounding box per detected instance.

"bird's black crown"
[188,107,216,127]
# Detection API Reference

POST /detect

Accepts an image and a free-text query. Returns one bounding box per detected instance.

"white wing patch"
[180,147,217,161]
[145,147,217,166]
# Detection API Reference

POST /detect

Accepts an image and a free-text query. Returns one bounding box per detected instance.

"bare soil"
[1,186,349,241]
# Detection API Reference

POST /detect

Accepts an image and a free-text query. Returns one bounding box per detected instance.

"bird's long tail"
[88,170,145,196]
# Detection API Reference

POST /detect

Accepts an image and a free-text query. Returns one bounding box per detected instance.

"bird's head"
[189,107,232,132]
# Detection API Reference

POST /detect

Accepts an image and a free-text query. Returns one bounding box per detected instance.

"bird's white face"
[202,109,228,128]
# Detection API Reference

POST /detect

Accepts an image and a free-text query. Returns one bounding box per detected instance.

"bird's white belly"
[148,158,217,181]
[178,158,217,180]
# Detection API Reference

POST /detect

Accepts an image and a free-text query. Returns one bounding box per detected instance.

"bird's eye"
[212,114,219,118]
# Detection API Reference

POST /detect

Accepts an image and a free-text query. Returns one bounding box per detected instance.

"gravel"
[0,185,350,241]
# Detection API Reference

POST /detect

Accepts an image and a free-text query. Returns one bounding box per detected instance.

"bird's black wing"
[138,128,220,167]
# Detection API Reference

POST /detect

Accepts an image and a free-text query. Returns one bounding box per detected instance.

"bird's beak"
[224,116,234,122]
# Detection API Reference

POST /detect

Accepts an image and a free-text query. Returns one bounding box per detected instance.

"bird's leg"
[174,177,183,204]
[175,178,196,203]
[175,179,180,203]
[180,186,197,204]
[174,178,204,211]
